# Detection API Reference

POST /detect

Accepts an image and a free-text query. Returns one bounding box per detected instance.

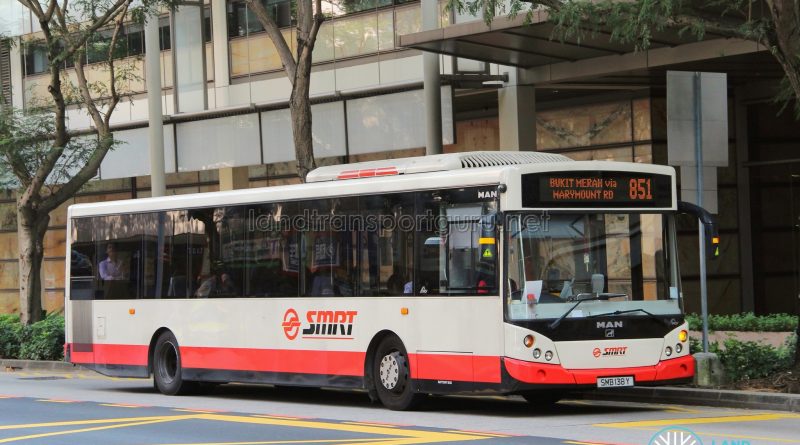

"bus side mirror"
[678,201,720,261]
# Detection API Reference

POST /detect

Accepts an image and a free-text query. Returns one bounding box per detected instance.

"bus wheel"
[373,336,424,410]
[153,331,188,395]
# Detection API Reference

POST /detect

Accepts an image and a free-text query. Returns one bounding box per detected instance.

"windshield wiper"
[548,293,626,330]
[588,308,671,327]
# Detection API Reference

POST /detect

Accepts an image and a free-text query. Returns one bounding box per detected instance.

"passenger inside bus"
[99,243,129,299]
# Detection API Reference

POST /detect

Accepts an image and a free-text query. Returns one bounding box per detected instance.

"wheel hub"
[379,352,401,391]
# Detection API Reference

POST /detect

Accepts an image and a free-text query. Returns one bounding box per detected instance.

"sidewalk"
[577,386,800,413]
[3,359,800,412]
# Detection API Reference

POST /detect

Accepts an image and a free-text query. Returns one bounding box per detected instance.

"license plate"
[597,376,634,388]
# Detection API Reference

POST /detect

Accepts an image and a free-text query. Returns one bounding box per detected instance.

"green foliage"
[717,336,796,382]
[17,314,65,361]
[0,314,23,359]
[689,333,797,382]
[685,312,798,332]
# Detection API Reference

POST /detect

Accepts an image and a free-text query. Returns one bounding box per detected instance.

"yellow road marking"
[0,416,197,443]
[153,440,393,445]
[0,410,495,445]
[443,430,509,438]
[195,413,492,444]
[0,415,196,430]
[595,413,800,428]
[344,422,400,428]
[252,415,304,420]
[174,409,226,414]
[35,399,77,403]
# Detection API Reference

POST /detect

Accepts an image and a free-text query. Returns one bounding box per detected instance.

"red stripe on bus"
[68,343,503,383]
[179,347,366,376]
[70,344,148,366]
[503,355,694,385]
[409,354,501,383]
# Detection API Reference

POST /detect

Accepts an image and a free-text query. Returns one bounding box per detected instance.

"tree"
[451,0,799,114]
[245,0,323,181]
[0,0,169,324]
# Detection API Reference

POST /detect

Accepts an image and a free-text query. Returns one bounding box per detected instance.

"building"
[0,0,797,316]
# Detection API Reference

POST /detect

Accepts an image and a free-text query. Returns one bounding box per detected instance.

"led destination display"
[522,171,673,208]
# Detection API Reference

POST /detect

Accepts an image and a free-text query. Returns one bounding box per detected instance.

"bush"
[686,312,798,332]
[717,337,795,382]
[0,314,22,359]
[688,334,797,382]
[18,314,64,361]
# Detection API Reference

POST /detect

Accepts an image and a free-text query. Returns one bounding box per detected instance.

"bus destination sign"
[522,171,673,208]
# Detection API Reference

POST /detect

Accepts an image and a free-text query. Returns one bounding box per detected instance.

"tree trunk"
[290,66,317,182]
[17,205,50,325]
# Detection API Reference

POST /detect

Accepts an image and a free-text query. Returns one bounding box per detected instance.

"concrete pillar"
[422,0,442,155]
[219,166,249,190]
[498,69,536,151]
[145,13,166,198]
[211,0,230,107]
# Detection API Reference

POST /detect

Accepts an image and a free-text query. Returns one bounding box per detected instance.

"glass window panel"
[128,24,144,56]
[70,218,97,300]
[302,197,358,297]
[312,22,334,62]
[359,193,415,296]
[246,202,300,297]
[393,6,420,46]
[159,17,171,51]
[377,10,393,51]
[173,4,207,112]
[95,215,143,300]
[334,14,379,59]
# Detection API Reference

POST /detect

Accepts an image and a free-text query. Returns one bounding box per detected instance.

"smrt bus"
[66,152,702,410]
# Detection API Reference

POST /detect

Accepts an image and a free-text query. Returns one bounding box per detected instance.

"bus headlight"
[679,330,688,342]
[675,343,683,353]
[533,348,542,359]
[665,346,673,357]
[544,351,553,361]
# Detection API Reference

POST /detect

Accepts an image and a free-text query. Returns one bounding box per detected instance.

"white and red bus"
[66,152,698,410]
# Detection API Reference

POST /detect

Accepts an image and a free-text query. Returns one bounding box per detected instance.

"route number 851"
[629,178,653,200]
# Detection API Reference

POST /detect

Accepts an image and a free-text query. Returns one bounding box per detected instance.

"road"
[0,367,798,445]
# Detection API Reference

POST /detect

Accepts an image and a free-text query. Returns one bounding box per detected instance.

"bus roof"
[68,154,675,218]
[306,151,571,182]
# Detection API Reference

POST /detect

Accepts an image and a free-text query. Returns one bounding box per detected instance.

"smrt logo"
[282,309,301,340]
[282,309,358,340]
[593,346,628,357]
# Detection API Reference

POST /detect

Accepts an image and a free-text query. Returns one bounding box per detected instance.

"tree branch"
[246,0,297,82]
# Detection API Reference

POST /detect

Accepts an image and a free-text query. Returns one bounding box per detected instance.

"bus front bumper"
[504,355,694,387]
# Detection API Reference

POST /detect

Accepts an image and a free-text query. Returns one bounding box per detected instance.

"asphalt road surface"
[1,367,798,445]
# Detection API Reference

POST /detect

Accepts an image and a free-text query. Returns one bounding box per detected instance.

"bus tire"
[153,331,189,396]
[373,336,424,410]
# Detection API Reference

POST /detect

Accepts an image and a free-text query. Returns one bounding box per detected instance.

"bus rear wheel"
[153,331,189,395]
[372,336,424,410]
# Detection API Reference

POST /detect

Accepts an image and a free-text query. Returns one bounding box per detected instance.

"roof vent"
[306,151,572,182]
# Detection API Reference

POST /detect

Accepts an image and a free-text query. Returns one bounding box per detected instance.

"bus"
[65,151,700,410]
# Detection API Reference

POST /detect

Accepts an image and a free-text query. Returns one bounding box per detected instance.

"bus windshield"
[506,212,681,321]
